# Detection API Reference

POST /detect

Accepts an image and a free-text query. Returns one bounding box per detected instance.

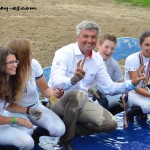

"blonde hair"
[7,39,32,101]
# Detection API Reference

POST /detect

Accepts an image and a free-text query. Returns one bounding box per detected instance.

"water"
[38,136,61,150]
[71,113,150,150]
[34,113,150,150]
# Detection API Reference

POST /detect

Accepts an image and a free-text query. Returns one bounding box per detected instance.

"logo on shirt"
[56,61,60,66]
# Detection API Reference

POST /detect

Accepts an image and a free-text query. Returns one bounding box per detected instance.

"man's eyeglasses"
[5,60,19,66]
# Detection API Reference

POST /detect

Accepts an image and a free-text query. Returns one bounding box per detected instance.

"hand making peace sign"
[71,57,86,85]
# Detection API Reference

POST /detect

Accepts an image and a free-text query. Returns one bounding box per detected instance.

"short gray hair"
[76,20,100,36]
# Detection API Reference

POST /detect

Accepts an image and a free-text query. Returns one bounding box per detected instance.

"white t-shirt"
[48,42,135,96]
[125,51,150,93]
[0,100,7,115]
[15,59,43,107]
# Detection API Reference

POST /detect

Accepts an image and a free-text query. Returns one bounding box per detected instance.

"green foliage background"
[115,0,150,8]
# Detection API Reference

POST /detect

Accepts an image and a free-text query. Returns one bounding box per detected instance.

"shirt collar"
[75,42,93,58]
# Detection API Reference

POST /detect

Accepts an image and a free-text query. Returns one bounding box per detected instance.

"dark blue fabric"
[34,113,150,150]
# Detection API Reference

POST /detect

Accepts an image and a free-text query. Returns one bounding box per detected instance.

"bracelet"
[26,107,30,114]
[11,116,17,124]
[90,88,95,95]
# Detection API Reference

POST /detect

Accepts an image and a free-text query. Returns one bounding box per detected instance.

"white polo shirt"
[125,51,150,93]
[15,59,43,107]
[48,42,135,96]
[0,100,7,115]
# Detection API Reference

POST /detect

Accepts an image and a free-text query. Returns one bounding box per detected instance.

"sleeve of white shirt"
[32,59,43,79]
[49,48,73,90]
[95,58,136,95]
[125,54,139,72]
[0,100,6,115]
[124,53,139,80]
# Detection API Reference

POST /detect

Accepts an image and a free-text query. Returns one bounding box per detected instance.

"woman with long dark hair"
[0,47,34,149]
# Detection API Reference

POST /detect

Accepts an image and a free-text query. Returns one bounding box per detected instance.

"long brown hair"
[7,39,32,101]
[0,47,18,102]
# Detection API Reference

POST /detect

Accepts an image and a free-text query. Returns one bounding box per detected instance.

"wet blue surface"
[34,113,150,150]
[71,113,150,150]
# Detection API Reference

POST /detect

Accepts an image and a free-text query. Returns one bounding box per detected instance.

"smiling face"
[141,37,150,58]
[5,54,18,76]
[98,39,116,60]
[76,29,98,57]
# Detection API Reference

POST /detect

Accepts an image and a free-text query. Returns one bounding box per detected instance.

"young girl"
[125,30,150,116]
[5,39,65,142]
[0,47,34,149]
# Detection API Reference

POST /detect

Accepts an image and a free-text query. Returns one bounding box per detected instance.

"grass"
[115,0,150,8]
